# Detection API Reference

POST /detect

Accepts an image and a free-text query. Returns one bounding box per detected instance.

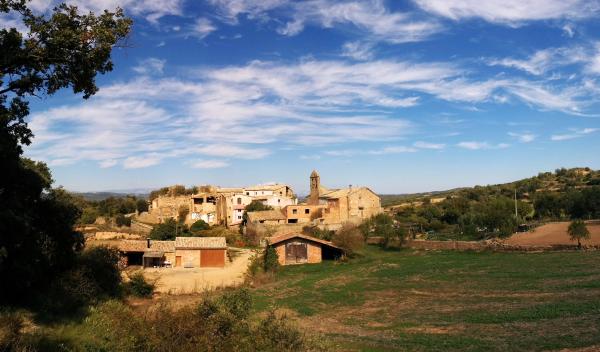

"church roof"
[310,170,319,177]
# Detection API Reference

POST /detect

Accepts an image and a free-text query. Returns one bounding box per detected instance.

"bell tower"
[309,170,320,205]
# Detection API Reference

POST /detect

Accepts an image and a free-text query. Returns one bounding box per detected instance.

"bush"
[42,246,122,314]
[115,214,131,227]
[190,219,210,234]
[264,245,280,272]
[149,218,178,240]
[126,273,154,298]
[332,223,363,256]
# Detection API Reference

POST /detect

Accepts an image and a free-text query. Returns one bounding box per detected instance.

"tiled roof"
[117,240,175,252]
[247,209,286,222]
[245,183,288,191]
[117,240,147,252]
[175,236,227,249]
[267,233,343,250]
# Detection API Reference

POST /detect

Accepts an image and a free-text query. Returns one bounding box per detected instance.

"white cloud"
[487,45,592,76]
[508,132,536,143]
[132,58,166,75]
[551,128,599,141]
[457,141,510,150]
[414,141,445,149]
[209,0,442,43]
[195,145,270,159]
[191,17,217,39]
[188,159,229,169]
[341,41,375,61]
[414,0,599,25]
[123,155,162,169]
[99,159,118,168]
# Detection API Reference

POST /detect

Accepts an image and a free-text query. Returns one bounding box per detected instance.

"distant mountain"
[74,191,149,201]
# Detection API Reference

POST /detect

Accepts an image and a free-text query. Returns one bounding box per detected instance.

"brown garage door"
[200,249,225,267]
[285,242,307,264]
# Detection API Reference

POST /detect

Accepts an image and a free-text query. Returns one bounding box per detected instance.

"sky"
[5,0,600,194]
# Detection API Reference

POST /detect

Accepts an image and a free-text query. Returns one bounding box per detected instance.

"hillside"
[382,167,600,209]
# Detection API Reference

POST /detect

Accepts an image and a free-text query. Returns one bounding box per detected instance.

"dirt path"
[143,249,255,294]
[504,221,600,246]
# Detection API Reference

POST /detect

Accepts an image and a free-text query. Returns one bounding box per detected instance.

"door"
[285,242,308,264]
[200,249,225,267]
[175,256,182,267]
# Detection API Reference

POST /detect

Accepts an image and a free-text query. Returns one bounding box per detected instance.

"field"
[251,246,600,351]
[505,221,600,246]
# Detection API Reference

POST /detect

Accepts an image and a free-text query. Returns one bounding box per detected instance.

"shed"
[267,233,343,265]
[174,237,227,268]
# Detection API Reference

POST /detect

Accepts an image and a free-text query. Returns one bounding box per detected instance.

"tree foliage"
[0,0,131,305]
[568,220,590,249]
[332,222,364,255]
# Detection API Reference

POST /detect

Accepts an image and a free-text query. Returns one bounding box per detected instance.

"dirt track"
[504,221,600,246]
[142,248,254,294]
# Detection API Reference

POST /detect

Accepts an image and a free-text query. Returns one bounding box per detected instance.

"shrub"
[332,222,364,256]
[149,218,178,240]
[115,214,131,227]
[190,219,210,234]
[264,245,280,272]
[126,273,154,298]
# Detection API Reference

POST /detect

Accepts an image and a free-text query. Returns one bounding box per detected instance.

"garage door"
[200,249,225,267]
[285,242,307,264]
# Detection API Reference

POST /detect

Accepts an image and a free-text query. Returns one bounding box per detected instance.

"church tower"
[308,170,320,205]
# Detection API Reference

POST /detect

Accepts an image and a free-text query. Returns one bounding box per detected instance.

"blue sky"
[9,0,600,194]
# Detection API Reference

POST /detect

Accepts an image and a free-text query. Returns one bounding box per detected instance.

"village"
[83,170,383,293]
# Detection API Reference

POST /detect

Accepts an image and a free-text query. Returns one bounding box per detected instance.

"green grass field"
[251,246,600,351]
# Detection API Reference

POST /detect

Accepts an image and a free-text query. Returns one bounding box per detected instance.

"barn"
[267,233,343,265]
[174,237,227,268]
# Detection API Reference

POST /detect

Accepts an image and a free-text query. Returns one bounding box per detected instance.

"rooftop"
[175,236,227,249]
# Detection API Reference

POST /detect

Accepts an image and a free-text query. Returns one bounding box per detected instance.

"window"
[237,197,242,205]
[278,199,280,203]
[292,209,297,214]
[305,209,310,214]
[246,192,249,195]
[237,216,242,220]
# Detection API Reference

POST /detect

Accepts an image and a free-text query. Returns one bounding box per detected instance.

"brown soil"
[504,221,600,246]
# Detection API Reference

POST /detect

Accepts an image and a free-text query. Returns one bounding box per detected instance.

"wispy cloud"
[508,132,537,143]
[209,0,442,43]
[123,155,162,169]
[341,41,375,61]
[188,159,229,169]
[414,0,598,25]
[191,17,217,39]
[414,141,445,149]
[551,128,599,141]
[457,141,510,150]
[132,58,166,75]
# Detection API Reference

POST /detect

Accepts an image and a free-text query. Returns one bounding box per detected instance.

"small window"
[305,209,310,214]
[292,209,297,214]
[237,197,242,205]
[278,199,281,203]
[238,216,242,220]
[246,192,249,195]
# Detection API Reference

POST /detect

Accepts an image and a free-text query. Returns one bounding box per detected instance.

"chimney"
[147,238,151,248]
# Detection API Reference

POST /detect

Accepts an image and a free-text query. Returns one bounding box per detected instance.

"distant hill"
[381,167,600,209]
[74,192,149,201]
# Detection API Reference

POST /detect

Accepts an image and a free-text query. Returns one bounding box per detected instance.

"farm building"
[174,237,227,268]
[267,233,343,265]
[117,237,226,268]
[118,239,175,267]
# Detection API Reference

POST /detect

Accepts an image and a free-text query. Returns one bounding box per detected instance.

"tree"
[149,219,178,240]
[331,222,363,256]
[190,219,210,234]
[363,214,406,248]
[239,200,273,233]
[115,214,131,227]
[136,199,149,213]
[568,220,590,249]
[0,1,130,305]
[263,244,280,272]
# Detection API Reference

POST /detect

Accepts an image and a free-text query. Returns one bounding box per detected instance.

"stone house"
[267,233,343,265]
[118,237,226,268]
[247,209,288,225]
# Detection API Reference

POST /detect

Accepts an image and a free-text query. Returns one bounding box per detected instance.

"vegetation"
[251,245,600,351]
[190,219,210,233]
[384,168,600,241]
[568,220,590,249]
[263,245,280,273]
[149,218,180,240]
[1,288,316,351]
[148,185,198,201]
[125,273,155,298]
[331,222,364,255]
[361,213,407,247]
